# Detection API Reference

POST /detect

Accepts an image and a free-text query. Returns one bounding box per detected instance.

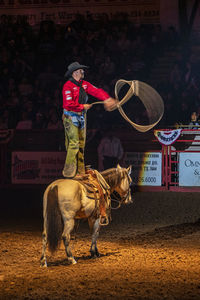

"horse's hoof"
[68,257,77,265]
[40,262,47,268]
[90,252,100,258]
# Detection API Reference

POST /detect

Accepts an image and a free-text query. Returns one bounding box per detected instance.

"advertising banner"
[0,0,160,25]
[179,152,200,186]
[124,151,162,186]
[12,151,66,184]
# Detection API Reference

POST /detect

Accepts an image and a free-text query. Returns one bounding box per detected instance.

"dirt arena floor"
[1,188,200,300]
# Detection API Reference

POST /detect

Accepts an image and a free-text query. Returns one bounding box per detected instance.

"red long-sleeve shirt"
[62,79,110,112]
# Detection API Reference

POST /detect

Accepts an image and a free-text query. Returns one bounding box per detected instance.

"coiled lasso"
[92,79,164,132]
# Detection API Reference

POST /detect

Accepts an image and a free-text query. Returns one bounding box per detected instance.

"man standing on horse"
[62,61,117,178]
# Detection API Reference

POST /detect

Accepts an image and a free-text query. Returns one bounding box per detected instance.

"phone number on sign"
[133,176,156,183]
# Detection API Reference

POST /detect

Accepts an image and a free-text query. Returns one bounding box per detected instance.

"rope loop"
[91,79,164,132]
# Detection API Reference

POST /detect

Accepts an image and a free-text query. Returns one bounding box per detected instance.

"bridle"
[110,172,132,210]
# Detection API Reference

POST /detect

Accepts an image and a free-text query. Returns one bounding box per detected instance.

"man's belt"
[64,110,83,116]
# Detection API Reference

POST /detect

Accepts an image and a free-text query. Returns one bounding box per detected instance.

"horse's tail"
[46,185,63,254]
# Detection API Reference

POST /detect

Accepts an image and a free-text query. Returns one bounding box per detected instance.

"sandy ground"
[1,190,200,300]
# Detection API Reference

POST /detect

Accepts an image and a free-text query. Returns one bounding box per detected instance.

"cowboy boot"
[62,163,77,178]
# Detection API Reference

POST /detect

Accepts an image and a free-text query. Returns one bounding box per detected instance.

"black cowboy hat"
[64,61,89,77]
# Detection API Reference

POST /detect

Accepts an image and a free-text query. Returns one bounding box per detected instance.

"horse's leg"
[62,218,77,264]
[71,219,80,240]
[40,230,48,267]
[40,189,49,267]
[88,217,101,258]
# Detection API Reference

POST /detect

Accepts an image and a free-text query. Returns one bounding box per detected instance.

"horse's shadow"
[47,251,120,267]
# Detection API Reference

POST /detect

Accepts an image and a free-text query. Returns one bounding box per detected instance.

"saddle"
[74,168,111,225]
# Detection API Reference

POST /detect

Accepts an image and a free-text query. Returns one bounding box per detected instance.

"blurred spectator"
[87,105,106,130]
[170,63,182,84]
[23,100,36,121]
[46,109,62,130]
[97,130,124,171]
[178,101,191,125]
[18,78,33,96]
[32,112,45,129]
[11,55,33,81]
[0,114,8,129]
[184,62,193,85]
[36,65,61,94]
[117,32,131,52]
[1,109,14,129]
[0,16,199,131]
[189,111,199,129]
[165,26,179,48]
[53,88,62,112]
[16,110,32,129]
[99,56,116,81]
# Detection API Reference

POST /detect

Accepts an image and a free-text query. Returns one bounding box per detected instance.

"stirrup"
[99,215,109,226]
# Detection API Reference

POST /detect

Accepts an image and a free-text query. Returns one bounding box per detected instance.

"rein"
[110,187,131,210]
[110,196,122,210]
[104,168,132,210]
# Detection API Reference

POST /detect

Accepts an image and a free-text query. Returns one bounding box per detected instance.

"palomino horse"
[40,165,132,266]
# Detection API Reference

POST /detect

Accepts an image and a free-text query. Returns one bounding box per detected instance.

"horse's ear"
[127,165,132,175]
[117,164,121,169]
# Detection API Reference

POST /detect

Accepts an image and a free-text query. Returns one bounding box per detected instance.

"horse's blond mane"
[101,167,127,188]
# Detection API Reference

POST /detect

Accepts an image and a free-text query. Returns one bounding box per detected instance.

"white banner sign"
[179,152,200,186]
[124,152,162,186]
[12,151,66,184]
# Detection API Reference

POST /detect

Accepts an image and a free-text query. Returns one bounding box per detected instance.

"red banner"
[12,151,66,184]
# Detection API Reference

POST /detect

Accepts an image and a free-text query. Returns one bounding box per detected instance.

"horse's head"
[113,164,133,205]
